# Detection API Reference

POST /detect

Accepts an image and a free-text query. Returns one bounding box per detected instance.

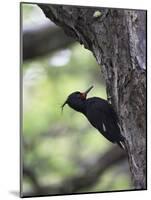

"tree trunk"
[38,4,146,189]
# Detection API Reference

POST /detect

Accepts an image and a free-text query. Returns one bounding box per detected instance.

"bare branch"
[23,22,75,61]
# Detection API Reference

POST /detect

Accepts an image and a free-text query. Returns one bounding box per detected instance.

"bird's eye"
[80,93,86,99]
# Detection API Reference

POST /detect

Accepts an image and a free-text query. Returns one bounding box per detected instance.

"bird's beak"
[84,85,94,95]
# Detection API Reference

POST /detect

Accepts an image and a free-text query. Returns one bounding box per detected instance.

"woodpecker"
[62,85,125,149]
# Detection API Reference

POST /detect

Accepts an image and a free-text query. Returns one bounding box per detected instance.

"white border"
[0,0,150,199]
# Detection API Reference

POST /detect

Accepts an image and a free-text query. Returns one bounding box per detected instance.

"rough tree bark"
[38,4,146,189]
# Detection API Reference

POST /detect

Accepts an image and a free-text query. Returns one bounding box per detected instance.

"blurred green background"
[22,3,132,196]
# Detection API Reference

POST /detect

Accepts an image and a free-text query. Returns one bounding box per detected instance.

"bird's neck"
[68,101,86,114]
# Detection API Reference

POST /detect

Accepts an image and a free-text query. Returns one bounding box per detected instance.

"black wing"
[86,97,124,144]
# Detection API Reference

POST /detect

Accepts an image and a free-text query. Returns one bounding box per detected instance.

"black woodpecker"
[62,85,125,149]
